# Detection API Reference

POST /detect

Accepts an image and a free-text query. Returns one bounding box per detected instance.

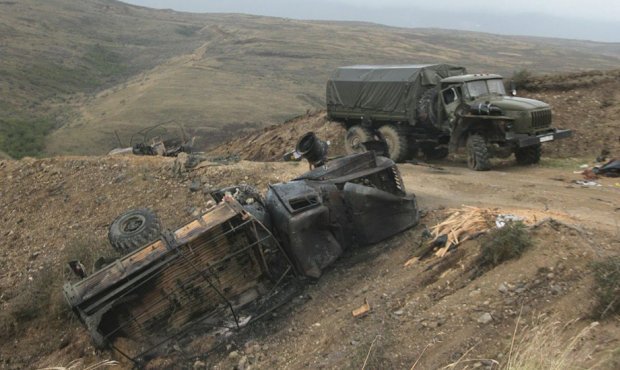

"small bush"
[591,256,620,319]
[479,222,532,267]
[511,69,534,91]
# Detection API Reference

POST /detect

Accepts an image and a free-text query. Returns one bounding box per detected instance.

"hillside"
[0,151,618,369]
[50,20,620,156]
[0,0,209,157]
[2,1,620,157]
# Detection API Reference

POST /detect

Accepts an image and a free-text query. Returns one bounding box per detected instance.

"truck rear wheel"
[345,125,373,155]
[108,208,161,255]
[378,124,410,163]
[466,134,491,171]
[515,144,541,165]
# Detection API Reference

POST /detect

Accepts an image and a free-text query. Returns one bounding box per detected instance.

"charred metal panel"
[266,152,418,278]
[63,198,294,362]
[266,182,344,279]
[342,182,419,244]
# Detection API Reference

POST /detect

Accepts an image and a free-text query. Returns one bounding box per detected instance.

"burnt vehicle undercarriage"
[63,134,420,365]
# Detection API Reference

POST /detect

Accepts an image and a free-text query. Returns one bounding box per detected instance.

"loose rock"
[477,312,493,324]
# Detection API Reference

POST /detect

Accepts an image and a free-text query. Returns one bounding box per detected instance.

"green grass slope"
[0,0,208,157]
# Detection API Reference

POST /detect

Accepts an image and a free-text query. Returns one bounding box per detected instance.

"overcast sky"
[124,0,620,42]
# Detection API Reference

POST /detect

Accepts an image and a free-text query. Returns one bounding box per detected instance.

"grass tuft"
[504,319,599,370]
[590,256,620,319]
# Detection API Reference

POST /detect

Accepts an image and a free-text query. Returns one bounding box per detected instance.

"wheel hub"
[121,215,145,233]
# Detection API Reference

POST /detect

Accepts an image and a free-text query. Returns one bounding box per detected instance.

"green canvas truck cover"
[326,64,466,121]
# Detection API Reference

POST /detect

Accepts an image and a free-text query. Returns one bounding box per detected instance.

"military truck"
[326,64,572,170]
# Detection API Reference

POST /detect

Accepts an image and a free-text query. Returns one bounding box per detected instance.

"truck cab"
[432,74,571,170]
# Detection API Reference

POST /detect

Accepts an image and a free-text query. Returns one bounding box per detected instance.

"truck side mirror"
[510,80,517,96]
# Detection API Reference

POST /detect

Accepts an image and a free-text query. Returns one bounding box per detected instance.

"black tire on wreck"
[515,144,541,165]
[108,208,161,254]
[466,134,491,171]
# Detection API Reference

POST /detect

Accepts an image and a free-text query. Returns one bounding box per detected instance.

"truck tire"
[345,125,373,154]
[466,134,491,171]
[108,208,161,254]
[515,144,541,165]
[417,87,439,126]
[378,124,410,163]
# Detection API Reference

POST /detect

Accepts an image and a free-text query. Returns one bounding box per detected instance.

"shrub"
[511,69,533,91]
[479,222,532,267]
[591,256,620,319]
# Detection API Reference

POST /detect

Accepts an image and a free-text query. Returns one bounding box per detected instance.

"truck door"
[440,86,462,129]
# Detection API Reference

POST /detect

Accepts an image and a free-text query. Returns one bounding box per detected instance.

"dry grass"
[39,359,119,370]
[504,319,600,370]
[591,256,620,319]
[0,236,116,338]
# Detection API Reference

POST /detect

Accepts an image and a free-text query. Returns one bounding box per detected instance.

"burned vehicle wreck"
[63,135,419,364]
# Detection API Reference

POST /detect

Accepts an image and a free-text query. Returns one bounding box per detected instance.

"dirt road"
[400,160,620,233]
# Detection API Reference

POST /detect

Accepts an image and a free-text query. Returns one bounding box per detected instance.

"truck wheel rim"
[121,215,146,233]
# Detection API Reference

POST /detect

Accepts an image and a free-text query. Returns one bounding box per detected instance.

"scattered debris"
[581,168,599,180]
[352,299,371,318]
[108,122,195,157]
[573,180,602,187]
[592,158,620,177]
[431,207,493,257]
[495,214,525,228]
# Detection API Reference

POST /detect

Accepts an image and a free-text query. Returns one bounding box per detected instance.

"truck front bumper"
[514,129,572,148]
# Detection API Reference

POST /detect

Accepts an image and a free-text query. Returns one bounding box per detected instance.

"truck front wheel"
[515,144,541,165]
[378,124,410,163]
[466,134,491,171]
[345,125,373,155]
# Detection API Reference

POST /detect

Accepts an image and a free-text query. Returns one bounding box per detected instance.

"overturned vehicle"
[63,135,419,364]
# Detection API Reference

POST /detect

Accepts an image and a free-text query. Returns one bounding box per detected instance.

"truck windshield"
[466,79,506,98]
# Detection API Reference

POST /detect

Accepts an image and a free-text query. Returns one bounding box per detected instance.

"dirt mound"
[207,111,346,161]
[522,69,620,158]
